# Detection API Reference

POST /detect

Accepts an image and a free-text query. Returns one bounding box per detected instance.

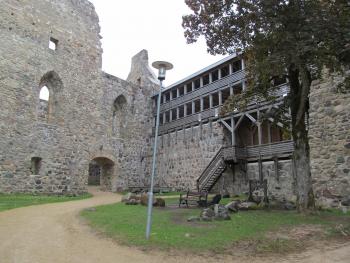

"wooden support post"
[229,63,233,75]
[192,101,195,114]
[219,90,223,105]
[209,94,213,108]
[209,120,213,137]
[231,116,236,146]
[200,122,203,140]
[258,157,263,183]
[200,97,204,112]
[183,125,186,144]
[209,72,213,83]
[191,125,194,142]
[274,157,279,182]
[268,122,272,143]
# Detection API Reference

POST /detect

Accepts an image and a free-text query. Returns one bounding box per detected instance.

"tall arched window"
[112,95,127,135]
[37,71,63,123]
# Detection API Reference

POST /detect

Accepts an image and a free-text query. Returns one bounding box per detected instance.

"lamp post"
[146,61,173,240]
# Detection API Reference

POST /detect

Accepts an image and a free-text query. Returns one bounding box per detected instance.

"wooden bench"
[179,190,208,208]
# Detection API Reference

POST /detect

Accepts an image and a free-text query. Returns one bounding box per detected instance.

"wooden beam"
[246,113,257,124]
[268,117,284,128]
[234,114,245,131]
[231,116,236,146]
[220,119,233,132]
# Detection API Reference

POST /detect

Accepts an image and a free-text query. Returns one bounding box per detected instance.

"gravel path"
[0,187,349,263]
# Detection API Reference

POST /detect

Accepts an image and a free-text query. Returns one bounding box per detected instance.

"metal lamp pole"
[146,61,173,240]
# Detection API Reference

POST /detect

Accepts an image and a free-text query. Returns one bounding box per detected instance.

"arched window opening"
[38,86,50,121]
[112,95,127,136]
[40,86,50,101]
[37,71,63,123]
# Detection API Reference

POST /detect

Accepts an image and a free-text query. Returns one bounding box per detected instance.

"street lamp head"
[152,61,173,81]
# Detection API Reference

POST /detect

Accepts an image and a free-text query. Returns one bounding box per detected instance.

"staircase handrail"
[197,147,224,189]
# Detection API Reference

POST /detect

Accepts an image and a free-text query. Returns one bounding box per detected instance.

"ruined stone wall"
[145,122,226,190]
[0,0,155,194]
[309,74,350,206]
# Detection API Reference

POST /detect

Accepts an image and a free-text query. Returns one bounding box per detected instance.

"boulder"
[200,208,215,221]
[215,204,231,220]
[155,198,165,207]
[125,199,139,205]
[238,201,257,211]
[121,192,138,203]
[187,216,201,222]
[140,193,156,206]
[341,197,350,207]
[225,200,241,213]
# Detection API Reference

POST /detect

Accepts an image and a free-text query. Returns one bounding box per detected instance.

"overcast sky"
[88,0,225,86]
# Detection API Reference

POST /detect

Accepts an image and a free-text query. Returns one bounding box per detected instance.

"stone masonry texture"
[0,0,348,206]
[0,0,157,194]
[309,74,350,205]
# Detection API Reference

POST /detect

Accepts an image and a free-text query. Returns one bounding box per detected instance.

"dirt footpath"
[0,187,349,263]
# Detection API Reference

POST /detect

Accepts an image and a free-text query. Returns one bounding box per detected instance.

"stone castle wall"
[309,74,350,205]
[0,0,155,194]
[144,122,226,190]
[214,160,296,202]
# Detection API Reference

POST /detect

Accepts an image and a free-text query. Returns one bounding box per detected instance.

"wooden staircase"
[197,141,295,192]
[197,148,227,192]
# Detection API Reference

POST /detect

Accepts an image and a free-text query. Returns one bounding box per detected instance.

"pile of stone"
[187,200,268,222]
[121,192,165,207]
[188,204,231,222]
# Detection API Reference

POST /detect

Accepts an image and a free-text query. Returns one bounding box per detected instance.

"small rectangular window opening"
[212,93,219,107]
[165,111,170,123]
[171,108,177,121]
[212,70,219,82]
[194,79,201,89]
[165,92,171,102]
[171,89,177,100]
[186,102,192,115]
[203,74,210,86]
[178,105,185,118]
[232,60,242,73]
[186,83,193,93]
[31,157,42,175]
[203,96,210,110]
[233,83,243,95]
[49,37,58,50]
[222,88,231,104]
[221,65,229,78]
[194,100,201,113]
[179,86,184,96]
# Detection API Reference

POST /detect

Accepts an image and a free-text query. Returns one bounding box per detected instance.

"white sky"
[88,0,225,86]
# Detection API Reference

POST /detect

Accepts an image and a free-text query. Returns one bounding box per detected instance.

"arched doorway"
[88,157,115,191]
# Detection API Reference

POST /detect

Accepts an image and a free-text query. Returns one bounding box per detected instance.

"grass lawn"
[0,193,92,212]
[81,199,350,252]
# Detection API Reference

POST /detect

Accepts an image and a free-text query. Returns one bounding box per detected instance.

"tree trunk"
[292,123,315,212]
[289,65,315,212]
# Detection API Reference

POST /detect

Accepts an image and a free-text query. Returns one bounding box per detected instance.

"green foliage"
[81,202,349,252]
[0,193,92,212]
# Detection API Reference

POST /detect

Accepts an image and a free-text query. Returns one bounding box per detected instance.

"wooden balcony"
[159,70,246,112]
[222,140,294,162]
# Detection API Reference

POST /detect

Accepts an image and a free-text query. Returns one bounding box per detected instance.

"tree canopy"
[183,0,350,211]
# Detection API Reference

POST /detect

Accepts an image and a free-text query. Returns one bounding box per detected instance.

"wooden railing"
[196,140,294,192]
[197,147,226,192]
[222,140,294,161]
[159,70,246,112]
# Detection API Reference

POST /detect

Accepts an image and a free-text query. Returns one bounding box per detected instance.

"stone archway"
[88,157,115,191]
